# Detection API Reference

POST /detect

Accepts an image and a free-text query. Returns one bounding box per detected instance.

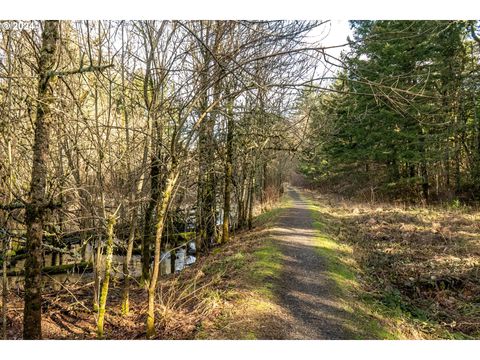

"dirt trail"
[271,187,353,339]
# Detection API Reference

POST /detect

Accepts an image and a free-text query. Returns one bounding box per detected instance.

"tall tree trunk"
[2,235,9,340]
[455,136,461,194]
[2,140,13,340]
[121,219,136,316]
[93,236,102,311]
[2,34,13,340]
[196,28,217,252]
[142,154,160,283]
[445,146,451,188]
[92,37,108,311]
[23,20,59,340]
[419,134,429,204]
[197,115,216,251]
[221,96,234,244]
[247,164,255,230]
[146,167,178,338]
[140,28,161,283]
[262,160,268,207]
[247,174,255,230]
[120,22,143,315]
[53,139,65,267]
[237,164,247,229]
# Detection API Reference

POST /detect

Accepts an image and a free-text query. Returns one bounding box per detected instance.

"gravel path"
[271,187,353,339]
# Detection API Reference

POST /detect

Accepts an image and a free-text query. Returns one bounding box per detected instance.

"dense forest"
[301,20,480,204]
[1,20,480,340]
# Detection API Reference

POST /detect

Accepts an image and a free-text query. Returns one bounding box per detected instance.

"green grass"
[249,195,289,297]
[250,240,283,298]
[195,197,287,339]
[304,194,399,339]
[311,219,356,287]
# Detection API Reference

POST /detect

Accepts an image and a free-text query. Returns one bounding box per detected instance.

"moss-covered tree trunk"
[23,20,59,340]
[2,235,9,340]
[96,215,116,339]
[140,33,161,284]
[197,119,217,251]
[247,163,255,230]
[196,27,217,252]
[146,167,178,338]
[261,160,267,208]
[142,154,160,283]
[121,211,137,315]
[237,165,247,229]
[93,235,102,312]
[221,95,234,244]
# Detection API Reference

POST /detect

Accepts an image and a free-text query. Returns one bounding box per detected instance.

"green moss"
[211,247,222,255]
[0,250,26,266]
[249,196,287,296]
[253,208,281,227]
[251,243,282,280]
[177,232,196,240]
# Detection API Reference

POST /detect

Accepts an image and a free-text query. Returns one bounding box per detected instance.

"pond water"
[2,240,197,290]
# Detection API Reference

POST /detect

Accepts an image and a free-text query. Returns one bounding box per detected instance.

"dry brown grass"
[302,187,480,338]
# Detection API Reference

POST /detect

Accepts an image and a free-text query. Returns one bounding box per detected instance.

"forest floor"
[3,185,479,339]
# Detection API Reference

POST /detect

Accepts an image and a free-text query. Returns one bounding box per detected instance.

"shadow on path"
[271,187,354,339]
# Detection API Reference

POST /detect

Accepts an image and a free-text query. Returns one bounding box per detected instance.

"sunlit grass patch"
[249,241,283,298]
[304,195,399,339]
[194,195,287,339]
[308,204,357,292]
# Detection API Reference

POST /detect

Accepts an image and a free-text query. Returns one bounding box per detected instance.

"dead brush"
[152,234,257,338]
[155,267,227,334]
[260,186,282,212]
[305,187,480,337]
